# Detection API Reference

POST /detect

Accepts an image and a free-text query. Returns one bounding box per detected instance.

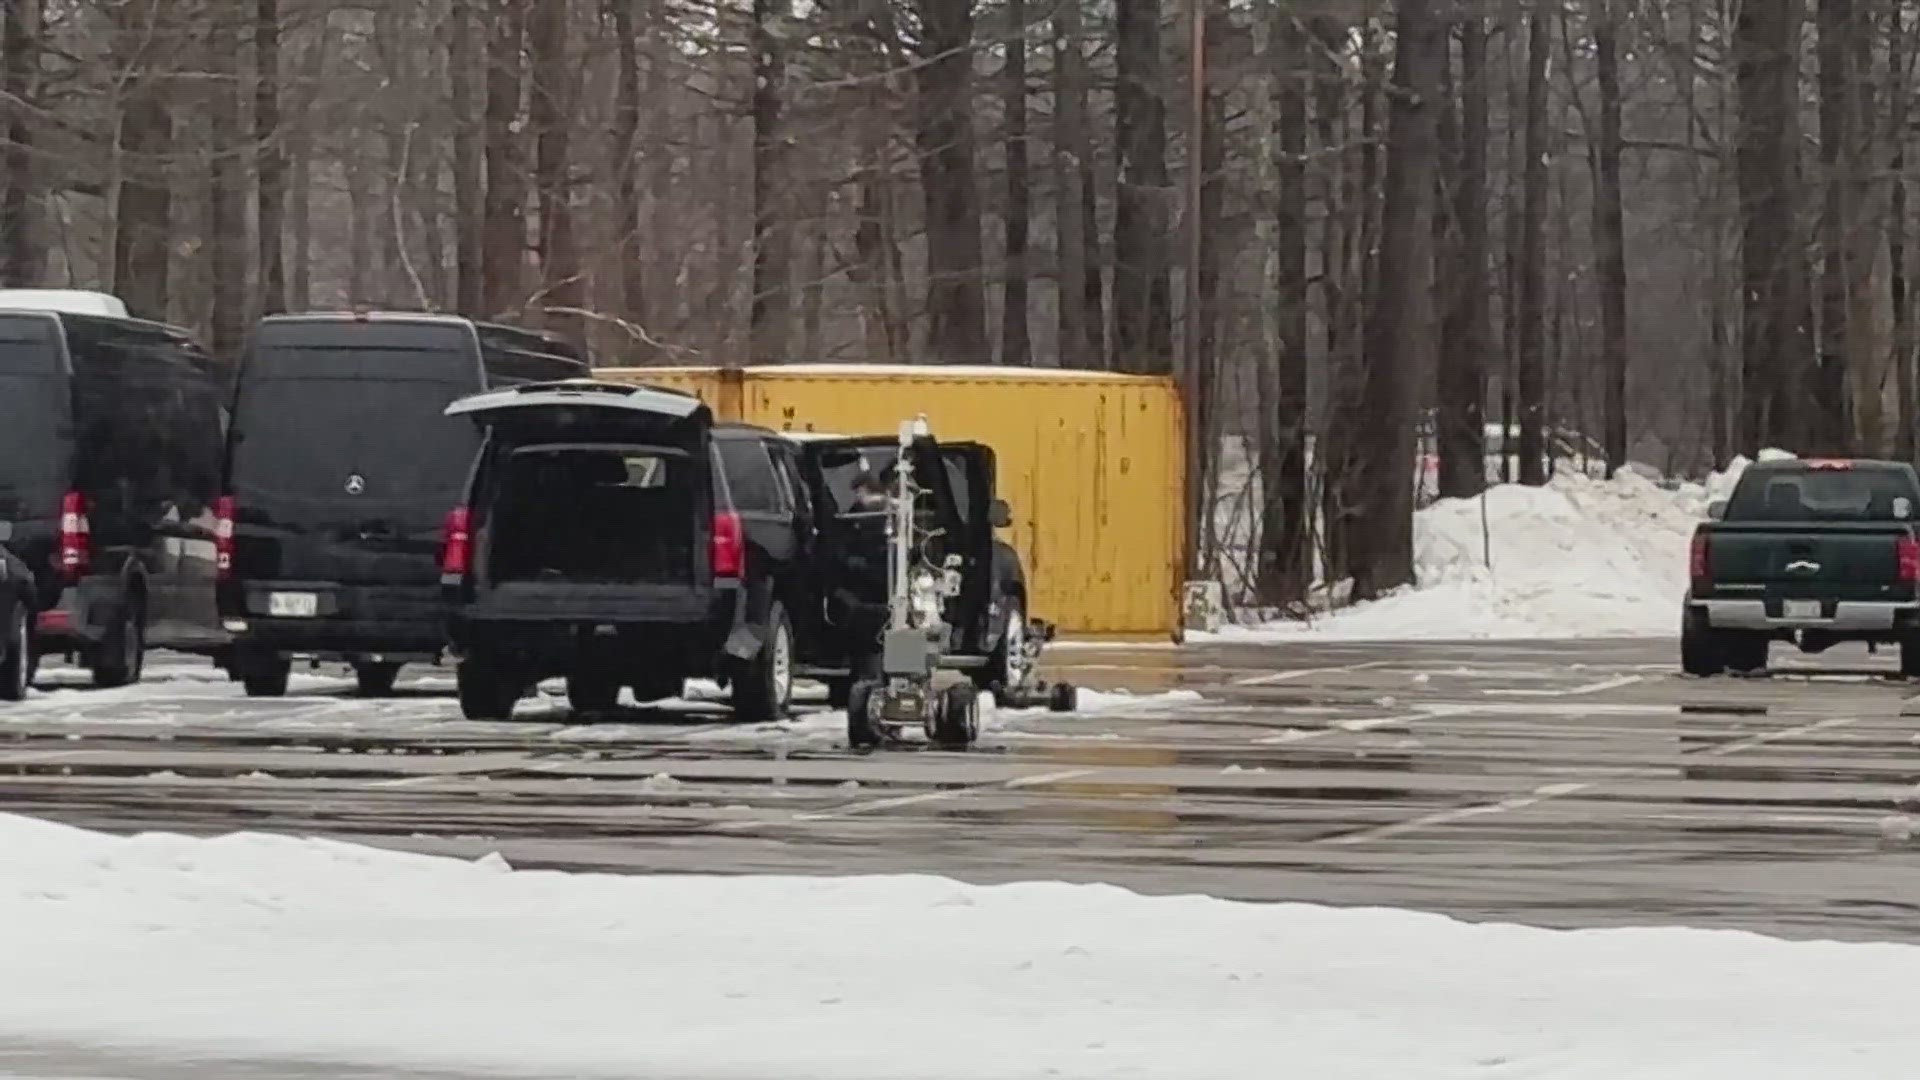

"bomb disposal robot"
[845,416,1076,749]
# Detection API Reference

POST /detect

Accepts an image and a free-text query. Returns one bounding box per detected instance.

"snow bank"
[1203,468,1709,641]
[3,814,1917,1079]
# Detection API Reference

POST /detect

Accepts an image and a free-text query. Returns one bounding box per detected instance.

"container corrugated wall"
[597,365,1185,641]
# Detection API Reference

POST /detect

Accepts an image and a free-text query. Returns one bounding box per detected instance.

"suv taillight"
[213,495,236,582]
[1689,528,1710,581]
[440,505,473,578]
[57,490,89,582]
[1899,534,1919,585]
[712,511,744,579]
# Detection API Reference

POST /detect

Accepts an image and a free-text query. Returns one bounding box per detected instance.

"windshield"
[230,356,480,527]
[1725,467,1920,522]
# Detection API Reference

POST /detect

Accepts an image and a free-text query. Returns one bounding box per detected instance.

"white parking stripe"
[792,768,1098,822]
[1483,674,1645,698]
[1234,660,1395,686]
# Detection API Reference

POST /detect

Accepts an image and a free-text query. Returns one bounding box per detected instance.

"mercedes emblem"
[345,474,366,495]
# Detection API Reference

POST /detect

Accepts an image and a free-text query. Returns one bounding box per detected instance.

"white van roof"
[0,289,130,319]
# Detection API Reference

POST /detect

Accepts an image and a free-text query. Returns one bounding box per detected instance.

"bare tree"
[1591,0,1627,475]
[1258,1,1310,603]
[1113,0,1172,375]
[1001,0,1031,367]
[1514,0,1549,485]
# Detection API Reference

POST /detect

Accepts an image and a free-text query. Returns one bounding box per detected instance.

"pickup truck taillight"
[213,495,235,582]
[1899,535,1919,585]
[440,505,473,579]
[712,511,744,579]
[1689,528,1710,581]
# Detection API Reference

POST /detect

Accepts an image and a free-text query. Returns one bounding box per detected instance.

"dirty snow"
[1,812,1916,1079]
[1202,454,1796,642]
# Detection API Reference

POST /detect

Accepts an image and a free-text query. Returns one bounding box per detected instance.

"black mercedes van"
[0,291,229,688]
[217,312,587,696]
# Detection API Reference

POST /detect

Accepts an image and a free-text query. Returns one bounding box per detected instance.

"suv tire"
[91,601,144,689]
[567,672,621,715]
[730,600,793,724]
[1900,634,1920,679]
[354,662,401,697]
[458,658,520,721]
[1,603,28,702]
[972,597,1028,695]
[1680,609,1725,677]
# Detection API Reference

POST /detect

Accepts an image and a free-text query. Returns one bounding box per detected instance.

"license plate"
[268,592,319,618]
[1783,600,1822,619]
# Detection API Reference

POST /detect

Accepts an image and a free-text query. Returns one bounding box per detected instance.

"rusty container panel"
[596,365,1185,640]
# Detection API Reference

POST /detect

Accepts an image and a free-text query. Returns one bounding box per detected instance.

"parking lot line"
[1234,660,1395,687]
[791,768,1099,822]
[1484,674,1646,698]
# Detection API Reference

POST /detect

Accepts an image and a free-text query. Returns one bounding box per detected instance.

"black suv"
[0,294,229,687]
[441,381,806,722]
[218,313,587,697]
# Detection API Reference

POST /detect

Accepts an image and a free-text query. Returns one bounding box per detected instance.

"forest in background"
[0,0,1902,606]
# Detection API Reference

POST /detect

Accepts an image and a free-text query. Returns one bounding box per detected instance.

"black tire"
[934,682,980,749]
[1047,681,1079,713]
[730,601,794,724]
[973,598,1029,693]
[629,675,684,703]
[1723,631,1769,674]
[846,679,880,748]
[567,672,622,715]
[354,662,402,697]
[242,656,292,698]
[1680,611,1725,677]
[1901,635,1920,679]
[91,601,144,689]
[826,678,852,709]
[1,602,29,702]
[457,658,519,721]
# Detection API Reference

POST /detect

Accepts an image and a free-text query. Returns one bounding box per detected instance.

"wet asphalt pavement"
[8,635,1920,955]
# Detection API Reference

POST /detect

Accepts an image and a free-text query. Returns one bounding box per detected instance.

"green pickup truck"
[1683,458,1920,676]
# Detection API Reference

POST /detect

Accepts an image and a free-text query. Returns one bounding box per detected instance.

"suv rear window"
[1726,466,1920,522]
[0,317,66,515]
[230,345,481,526]
[717,439,784,513]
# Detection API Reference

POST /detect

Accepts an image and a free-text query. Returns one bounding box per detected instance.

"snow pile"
[3,813,1918,1079]
[1204,468,1709,641]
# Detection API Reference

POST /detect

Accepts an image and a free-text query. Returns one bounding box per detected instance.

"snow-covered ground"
[2,812,1916,1079]
[1199,454,1773,643]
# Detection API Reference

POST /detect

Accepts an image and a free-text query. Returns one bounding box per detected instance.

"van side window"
[716,438,783,514]
[68,320,224,521]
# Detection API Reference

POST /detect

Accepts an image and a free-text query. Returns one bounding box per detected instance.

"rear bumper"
[1694,598,1920,633]
[221,581,445,660]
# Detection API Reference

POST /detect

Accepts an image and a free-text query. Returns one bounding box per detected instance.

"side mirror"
[1707,500,1727,521]
[989,499,1012,529]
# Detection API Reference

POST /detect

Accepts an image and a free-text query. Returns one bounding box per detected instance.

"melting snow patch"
[0,813,1917,1078]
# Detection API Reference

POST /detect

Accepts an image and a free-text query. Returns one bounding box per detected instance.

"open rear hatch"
[447,381,718,622]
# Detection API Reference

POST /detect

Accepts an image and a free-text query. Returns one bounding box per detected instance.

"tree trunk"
[1351,0,1445,600]
[1317,12,1361,584]
[1592,0,1627,475]
[112,0,172,322]
[610,0,650,349]
[1052,0,1105,367]
[914,0,989,363]
[1001,0,1031,366]
[750,0,791,363]
[1515,1,1549,486]
[1734,0,1812,452]
[529,0,581,343]
[1438,12,1487,498]
[482,0,527,318]
[1,0,35,285]
[208,12,246,357]
[1258,3,1310,604]
[1112,0,1173,375]
[1895,4,1914,460]
[450,0,484,316]
[253,0,285,315]
[1815,0,1858,453]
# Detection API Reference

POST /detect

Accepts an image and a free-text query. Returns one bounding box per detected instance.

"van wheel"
[242,656,292,698]
[457,658,519,721]
[91,603,145,689]
[730,601,793,724]
[567,672,621,715]
[354,662,401,697]
[1,603,29,702]
[846,679,881,749]
[629,675,683,703]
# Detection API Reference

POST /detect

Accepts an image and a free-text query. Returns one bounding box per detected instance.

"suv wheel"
[1900,634,1920,679]
[354,662,402,697]
[1,603,29,702]
[973,598,1028,694]
[730,601,793,724]
[91,602,145,689]
[457,658,520,721]
[567,672,622,715]
[242,655,292,698]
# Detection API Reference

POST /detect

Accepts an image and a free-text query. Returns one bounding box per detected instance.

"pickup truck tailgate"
[1704,523,1914,601]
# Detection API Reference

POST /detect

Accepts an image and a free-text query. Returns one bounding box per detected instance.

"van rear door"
[0,315,69,580]
[225,320,483,625]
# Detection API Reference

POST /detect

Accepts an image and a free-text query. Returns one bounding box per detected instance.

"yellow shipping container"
[594,364,1185,642]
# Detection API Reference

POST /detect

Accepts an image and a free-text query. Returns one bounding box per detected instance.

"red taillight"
[213,495,236,582]
[711,511,744,579]
[1899,534,1919,585]
[440,506,473,578]
[1690,529,1710,580]
[56,490,89,581]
